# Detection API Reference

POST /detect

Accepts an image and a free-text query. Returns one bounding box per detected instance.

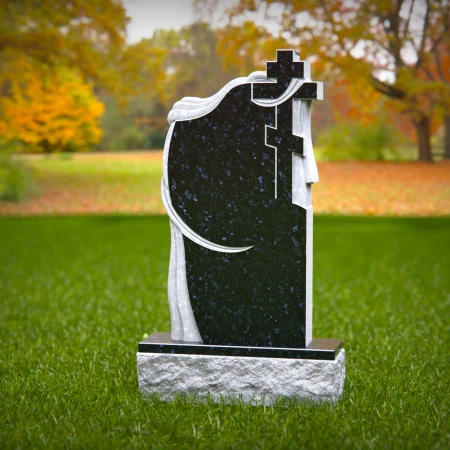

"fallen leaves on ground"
[314,161,450,216]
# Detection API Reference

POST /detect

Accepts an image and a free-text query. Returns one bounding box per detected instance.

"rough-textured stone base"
[137,349,345,405]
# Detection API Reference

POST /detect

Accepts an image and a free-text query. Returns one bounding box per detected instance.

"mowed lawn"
[0,152,449,216]
[1,215,449,449]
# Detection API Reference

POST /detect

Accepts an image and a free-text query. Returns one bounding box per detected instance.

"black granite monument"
[137,50,345,403]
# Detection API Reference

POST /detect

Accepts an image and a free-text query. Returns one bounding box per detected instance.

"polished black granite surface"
[169,83,309,348]
[167,49,322,349]
[138,333,342,361]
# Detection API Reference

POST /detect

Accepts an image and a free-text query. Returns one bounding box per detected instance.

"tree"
[200,0,450,161]
[419,39,450,158]
[0,0,128,95]
[0,62,104,153]
[98,22,236,151]
[148,22,234,104]
[215,21,289,76]
[0,0,132,154]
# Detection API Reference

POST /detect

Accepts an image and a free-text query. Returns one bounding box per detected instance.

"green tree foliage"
[0,154,36,201]
[99,22,238,150]
[151,22,234,104]
[318,122,402,161]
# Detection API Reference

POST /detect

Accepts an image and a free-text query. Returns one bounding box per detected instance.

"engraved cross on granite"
[257,51,306,200]
[139,49,340,361]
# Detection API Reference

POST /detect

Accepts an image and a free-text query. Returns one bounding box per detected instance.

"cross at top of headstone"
[266,50,305,90]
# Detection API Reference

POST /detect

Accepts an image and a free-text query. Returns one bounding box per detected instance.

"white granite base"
[137,349,345,405]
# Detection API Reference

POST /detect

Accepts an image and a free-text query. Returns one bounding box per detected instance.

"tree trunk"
[414,116,433,162]
[444,115,450,160]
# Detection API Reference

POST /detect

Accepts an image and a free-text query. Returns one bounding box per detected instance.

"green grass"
[30,155,162,198]
[0,215,449,449]
[16,154,164,212]
[30,154,161,178]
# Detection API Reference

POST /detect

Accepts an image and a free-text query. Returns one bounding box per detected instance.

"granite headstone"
[137,50,345,404]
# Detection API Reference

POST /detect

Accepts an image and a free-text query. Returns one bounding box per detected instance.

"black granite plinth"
[138,333,342,361]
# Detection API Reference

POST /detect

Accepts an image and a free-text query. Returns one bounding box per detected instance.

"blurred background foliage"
[318,121,403,162]
[0,0,449,200]
[0,154,37,201]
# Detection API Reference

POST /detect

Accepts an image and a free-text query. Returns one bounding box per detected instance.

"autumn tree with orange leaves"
[0,0,180,153]
[0,0,128,95]
[198,0,450,161]
[0,0,132,153]
[0,61,104,153]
